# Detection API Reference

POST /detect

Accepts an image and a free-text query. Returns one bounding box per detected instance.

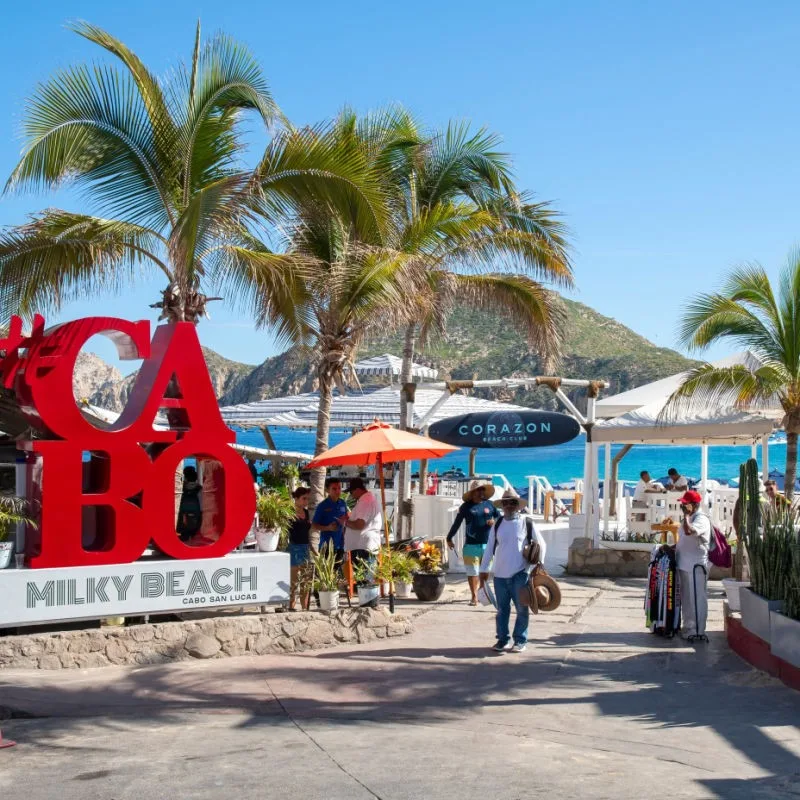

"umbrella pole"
[378,454,395,613]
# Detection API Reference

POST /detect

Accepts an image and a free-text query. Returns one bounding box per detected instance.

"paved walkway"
[2,577,800,799]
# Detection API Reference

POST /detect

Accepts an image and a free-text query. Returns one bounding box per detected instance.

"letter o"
[144,437,256,559]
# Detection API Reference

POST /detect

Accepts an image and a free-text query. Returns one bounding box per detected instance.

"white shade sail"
[354,353,438,379]
[220,386,528,430]
[595,351,778,419]
[592,400,774,445]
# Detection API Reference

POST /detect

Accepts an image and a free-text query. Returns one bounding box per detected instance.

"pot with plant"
[255,490,295,552]
[312,542,340,611]
[740,500,796,644]
[770,538,800,668]
[412,542,446,602]
[391,551,414,598]
[353,557,379,608]
[0,495,33,569]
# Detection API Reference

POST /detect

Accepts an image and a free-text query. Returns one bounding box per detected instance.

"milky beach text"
[0,554,288,627]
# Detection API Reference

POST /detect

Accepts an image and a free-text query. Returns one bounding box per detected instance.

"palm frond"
[214,235,315,349]
[678,290,784,358]
[0,210,167,320]
[420,121,514,207]
[175,30,279,204]
[447,272,566,366]
[70,20,178,180]
[660,363,785,422]
[255,123,389,243]
[7,63,174,228]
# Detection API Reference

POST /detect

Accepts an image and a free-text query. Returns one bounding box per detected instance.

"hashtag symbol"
[0,314,46,389]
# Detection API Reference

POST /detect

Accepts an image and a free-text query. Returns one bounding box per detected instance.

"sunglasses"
[501,499,519,506]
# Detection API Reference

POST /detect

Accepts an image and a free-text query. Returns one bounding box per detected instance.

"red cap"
[679,490,702,505]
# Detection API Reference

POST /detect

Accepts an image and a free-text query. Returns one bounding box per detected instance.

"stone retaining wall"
[0,607,412,671]
[567,538,732,579]
[567,538,651,578]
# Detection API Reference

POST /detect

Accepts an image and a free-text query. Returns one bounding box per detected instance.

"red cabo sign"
[2,316,256,569]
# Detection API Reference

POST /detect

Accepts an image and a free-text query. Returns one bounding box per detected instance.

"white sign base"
[0,551,289,628]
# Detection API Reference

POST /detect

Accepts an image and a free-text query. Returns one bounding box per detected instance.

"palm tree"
[224,108,424,504]
[0,22,384,324]
[667,257,797,496]
[388,122,573,526]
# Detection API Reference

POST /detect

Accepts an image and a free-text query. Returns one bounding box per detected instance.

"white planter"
[357,585,380,608]
[721,578,750,612]
[770,611,800,669]
[381,581,391,595]
[255,529,280,552]
[740,587,782,644]
[395,582,413,599]
[318,590,339,612]
[0,541,12,570]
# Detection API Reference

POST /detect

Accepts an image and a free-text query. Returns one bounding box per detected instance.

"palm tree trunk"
[311,373,334,511]
[786,429,798,501]
[397,323,416,540]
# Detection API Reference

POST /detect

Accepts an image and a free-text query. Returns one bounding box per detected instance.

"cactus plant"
[785,543,800,621]
[735,458,761,580]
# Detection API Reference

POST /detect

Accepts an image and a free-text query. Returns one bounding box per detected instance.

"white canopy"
[79,402,311,462]
[354,353,438,379]
[592,400,774,445]
[220,386,528,430]
[595,351,774,418]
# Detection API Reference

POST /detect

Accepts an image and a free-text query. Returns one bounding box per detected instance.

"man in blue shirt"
[312,479,348,559]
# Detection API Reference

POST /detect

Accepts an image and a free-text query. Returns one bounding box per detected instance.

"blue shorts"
[462,543,486,577]
[290,543,310,567]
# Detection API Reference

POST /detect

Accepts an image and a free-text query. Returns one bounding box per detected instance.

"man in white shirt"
[667,468,689,491]
[344,478,383,564]
[675,490,711,641]
[479,488,543,654]
[633,470,665,503]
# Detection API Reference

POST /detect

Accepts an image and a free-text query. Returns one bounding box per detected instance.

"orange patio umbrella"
[308,420,459,611]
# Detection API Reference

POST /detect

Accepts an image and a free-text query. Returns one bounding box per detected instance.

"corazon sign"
[1,315,256,569]
[428,410,581,449]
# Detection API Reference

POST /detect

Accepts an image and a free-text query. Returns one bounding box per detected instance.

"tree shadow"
[2,620,800,797]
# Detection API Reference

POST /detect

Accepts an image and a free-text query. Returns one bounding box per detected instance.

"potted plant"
[0,495,34,569]
[769,541,800,668]
[353,558,379,608]
[255,491,294,552]
[412,542,446,602]
[311,542,340,612]
[392,552,415,599]
[740,504,795,643]
[375,548,394,595]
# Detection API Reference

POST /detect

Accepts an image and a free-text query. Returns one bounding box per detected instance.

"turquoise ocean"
[236,428,784,489]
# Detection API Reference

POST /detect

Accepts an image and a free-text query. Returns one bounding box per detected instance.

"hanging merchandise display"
[645,545,681,637]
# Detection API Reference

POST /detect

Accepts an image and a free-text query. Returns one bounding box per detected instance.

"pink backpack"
[708,525,731,568]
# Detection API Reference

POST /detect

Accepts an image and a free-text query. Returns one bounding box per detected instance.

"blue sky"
[1,1,799,372]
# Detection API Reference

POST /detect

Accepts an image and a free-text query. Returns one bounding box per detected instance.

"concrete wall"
[0,607,412,671]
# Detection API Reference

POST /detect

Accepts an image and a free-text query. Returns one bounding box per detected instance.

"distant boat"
[770,432,787,445]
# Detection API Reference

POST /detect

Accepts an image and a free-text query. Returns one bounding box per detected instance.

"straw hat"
[518,568,561,614]
[462,479,496,502]
[493,487,528,510]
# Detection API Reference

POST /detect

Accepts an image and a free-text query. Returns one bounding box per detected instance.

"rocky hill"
[84,298,694,412]
[82,348,254,411]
